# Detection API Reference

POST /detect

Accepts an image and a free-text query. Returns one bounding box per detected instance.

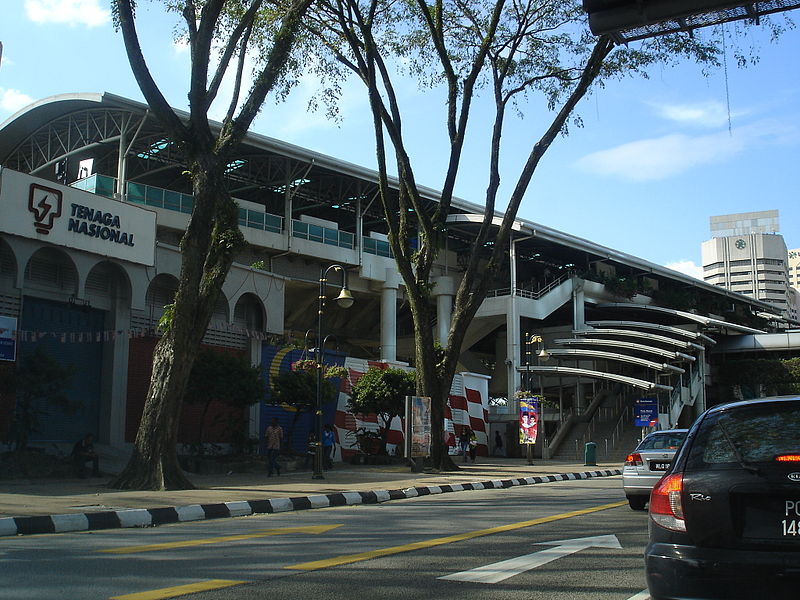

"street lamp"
[524,333,549,463]
[313,264,354,479]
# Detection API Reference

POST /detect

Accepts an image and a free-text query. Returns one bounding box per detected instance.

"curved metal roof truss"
[542,348,685,374]
[528,365,673,392]
[554,337,696,361]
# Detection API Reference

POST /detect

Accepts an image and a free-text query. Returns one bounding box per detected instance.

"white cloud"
[575,131,745,181]
[25,0,110,28]
[651,100,741,128]
[575,117,798,182]
[1,88,34,113]
[664,260,704,280]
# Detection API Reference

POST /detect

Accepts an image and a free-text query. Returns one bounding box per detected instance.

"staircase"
[548,387,641,463]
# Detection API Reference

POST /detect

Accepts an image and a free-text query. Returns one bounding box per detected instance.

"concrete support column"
[249,338,263,440]
[505,297,521,407]
[107,297,131,448]
[572,278,586,330]
[380,268,400,362]
[433,276,455,348]
[116,127,127,200]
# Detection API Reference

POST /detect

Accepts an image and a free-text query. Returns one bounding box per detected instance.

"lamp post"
[313,264,354,480]
[524,333,549,463]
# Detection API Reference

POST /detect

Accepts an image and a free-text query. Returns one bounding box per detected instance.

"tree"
[0,347,75,451]
[183,348,263,454]
[268,365,339,449]
[110,0,314,490]
[299,0,785,469]
[348,366,416,453]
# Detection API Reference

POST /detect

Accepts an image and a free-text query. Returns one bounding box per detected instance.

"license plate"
[742,497,800,540]
[650,461,670,471]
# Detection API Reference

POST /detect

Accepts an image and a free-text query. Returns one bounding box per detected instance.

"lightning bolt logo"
[28,184,63,234]
[34,194,53,222]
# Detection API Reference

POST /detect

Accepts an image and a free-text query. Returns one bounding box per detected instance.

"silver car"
[622,429,688,510]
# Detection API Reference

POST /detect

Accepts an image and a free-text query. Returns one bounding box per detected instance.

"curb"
[0,469,621,538]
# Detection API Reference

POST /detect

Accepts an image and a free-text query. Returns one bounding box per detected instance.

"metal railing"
[486,273,571,300]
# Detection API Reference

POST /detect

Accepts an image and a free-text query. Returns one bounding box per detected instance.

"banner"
[0,316,17,361]
[634,397,658,427]
[409,396,432,457]
[519,398,540,445]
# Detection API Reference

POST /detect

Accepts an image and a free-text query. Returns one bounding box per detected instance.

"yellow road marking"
[99,524,341,554]
[109,579,246,600]
[286,500,627,570]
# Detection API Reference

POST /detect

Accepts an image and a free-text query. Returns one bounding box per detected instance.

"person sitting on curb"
[72,433,100,478]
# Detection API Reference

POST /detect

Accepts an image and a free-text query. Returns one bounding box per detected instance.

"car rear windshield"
[687,401,800,469]
[637,432,687,450]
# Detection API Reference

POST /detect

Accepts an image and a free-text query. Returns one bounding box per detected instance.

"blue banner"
[634,397,658,427]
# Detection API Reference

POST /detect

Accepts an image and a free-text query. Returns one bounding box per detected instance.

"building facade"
[0,93,788,461]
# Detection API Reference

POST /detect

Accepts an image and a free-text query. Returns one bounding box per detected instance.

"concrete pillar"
[107,295,131,448]
[249,337,263,440]
[380,268,401,362]
[116,127,127,199]
[505,297,521,406]
[433,276,456,348]
[572,278,586,330]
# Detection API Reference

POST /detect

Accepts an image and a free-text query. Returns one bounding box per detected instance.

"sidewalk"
[0,457,622,537]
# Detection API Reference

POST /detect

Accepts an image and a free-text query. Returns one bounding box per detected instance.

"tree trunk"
[110,337,196,489]
[110,167,240,490]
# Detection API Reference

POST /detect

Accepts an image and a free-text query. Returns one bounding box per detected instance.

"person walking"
[304,431,317,470]
[494,430,504,457]
[322,424,336,469]
[459,427,472,463]
[265,417,283,477]
[468,429,478,463]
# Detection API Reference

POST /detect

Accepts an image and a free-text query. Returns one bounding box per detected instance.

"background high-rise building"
[702,210,791,319]
[788,248,800,290]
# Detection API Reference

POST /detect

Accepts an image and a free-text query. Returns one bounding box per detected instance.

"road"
[1,476,652,599]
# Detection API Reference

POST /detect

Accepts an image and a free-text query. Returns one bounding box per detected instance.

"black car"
[645,396,800,600]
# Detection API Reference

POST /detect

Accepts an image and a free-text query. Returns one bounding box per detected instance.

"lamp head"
[537,348,550,361]
[335,288,354,309]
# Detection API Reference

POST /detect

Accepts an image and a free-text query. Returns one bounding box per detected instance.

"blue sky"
[1,0,798,277]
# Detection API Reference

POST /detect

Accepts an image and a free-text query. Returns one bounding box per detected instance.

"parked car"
[645,396,800,600]
[623,429,688,510]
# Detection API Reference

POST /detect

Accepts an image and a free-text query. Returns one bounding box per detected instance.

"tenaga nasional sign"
[0,168,156,266]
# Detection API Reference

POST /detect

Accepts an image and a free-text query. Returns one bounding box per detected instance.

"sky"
[1,0,799,279]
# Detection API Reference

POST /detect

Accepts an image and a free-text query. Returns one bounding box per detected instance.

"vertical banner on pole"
[409,396,432,457]
[519,398,540,444]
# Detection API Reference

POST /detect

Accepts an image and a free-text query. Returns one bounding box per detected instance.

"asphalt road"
[1,476,652,600]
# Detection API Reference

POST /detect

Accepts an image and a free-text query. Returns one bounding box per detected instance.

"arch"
[233,292,266,331]
[23,247,79,296]
[211,292,230,325]
[145,273,179,322]
[0,237,17,288]
[85,260,132,311]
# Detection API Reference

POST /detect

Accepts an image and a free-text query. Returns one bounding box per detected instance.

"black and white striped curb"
[0,468,621,537]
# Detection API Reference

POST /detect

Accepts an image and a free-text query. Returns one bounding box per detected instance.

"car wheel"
[627,495,647,511]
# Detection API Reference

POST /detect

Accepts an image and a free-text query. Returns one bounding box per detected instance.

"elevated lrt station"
[0,92,788,461]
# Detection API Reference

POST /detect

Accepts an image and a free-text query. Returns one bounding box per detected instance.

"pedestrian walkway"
[0,457,622,537]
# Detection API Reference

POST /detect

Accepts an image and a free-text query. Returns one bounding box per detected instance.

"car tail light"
[649,473,686,532]
[775,454,800,462]
[625,452,643,466]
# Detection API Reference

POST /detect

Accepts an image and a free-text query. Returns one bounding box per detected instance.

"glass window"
[163,190,182,212]
[637,431,687,451]
[145,185,164,207]
[688,401,800,468]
